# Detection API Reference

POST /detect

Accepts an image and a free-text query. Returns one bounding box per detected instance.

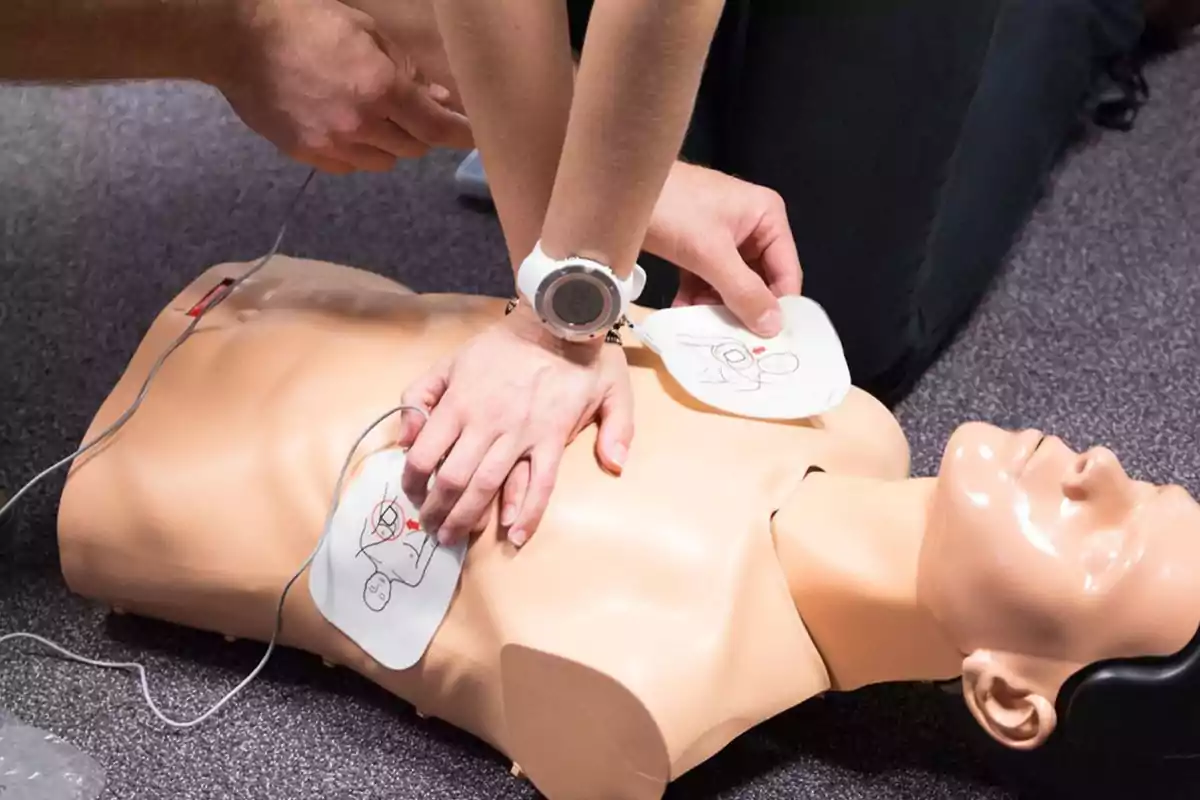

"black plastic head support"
[1056,625,1200,757]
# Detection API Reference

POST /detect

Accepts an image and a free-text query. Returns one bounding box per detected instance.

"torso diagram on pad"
[354,484,438,611]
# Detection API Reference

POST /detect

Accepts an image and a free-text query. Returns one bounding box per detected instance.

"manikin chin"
[54,256,1200,800]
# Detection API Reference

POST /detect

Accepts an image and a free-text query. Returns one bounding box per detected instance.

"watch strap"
[518,241,648,305]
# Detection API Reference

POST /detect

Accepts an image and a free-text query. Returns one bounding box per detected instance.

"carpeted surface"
[2,39,1200,800]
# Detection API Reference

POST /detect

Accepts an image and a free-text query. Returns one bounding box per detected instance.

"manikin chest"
[400,368,832,790]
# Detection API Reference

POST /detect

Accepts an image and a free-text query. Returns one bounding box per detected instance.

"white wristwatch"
[515,241,647,343]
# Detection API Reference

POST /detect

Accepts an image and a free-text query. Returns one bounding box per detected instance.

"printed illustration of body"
[677,334,800,392]
[354,485,438,611]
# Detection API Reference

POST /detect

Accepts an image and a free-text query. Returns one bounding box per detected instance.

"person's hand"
[338,0,463,108]
[218,0,472,174]
[396,306,633,548]
[644,161,803,338]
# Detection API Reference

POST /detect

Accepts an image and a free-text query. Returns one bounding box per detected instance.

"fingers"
[301,91,467,174]
[385,82,474,151]
[290,104,437,175]
[499,459,530,531]
[758,234,803,297]
[293,150,356,175]
[401,405,460,506]
[673,272,721,308]
[427,435,520,545]
[673,271,701,308]
[595,377,634,476]
[692,238,784,338]
[427,83,466,114]
[355,117,429,160]
[329,142,397,172]
[508,443,566,548]
[753,203,804,297]
[398,361,451,447]
[298,138,396,173]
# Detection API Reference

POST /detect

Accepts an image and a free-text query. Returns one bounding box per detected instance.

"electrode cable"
[0,167,427,729]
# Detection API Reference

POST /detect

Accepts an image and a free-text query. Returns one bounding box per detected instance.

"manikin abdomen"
[56,259,910,800]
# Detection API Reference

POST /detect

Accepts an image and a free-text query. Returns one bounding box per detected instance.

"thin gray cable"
[0,402,426,728]
[0,167,429,729]
[0,168,316,523]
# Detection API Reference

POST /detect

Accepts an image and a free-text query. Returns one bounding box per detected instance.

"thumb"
[397,358,451,448]
[689,238,783,338]
[594,376,634,475]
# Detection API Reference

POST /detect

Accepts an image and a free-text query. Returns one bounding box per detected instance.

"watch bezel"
[533,262,623,341]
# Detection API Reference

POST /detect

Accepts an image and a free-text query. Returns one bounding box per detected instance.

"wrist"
[504,301,606,363]
[513,239,644,348]
[538,238,637,282]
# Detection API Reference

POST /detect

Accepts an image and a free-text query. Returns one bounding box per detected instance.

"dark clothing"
[567,0,1144,404]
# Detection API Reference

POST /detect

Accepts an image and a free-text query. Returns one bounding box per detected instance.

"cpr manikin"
[55,257,1200,800]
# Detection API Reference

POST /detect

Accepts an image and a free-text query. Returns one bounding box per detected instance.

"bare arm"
[0,0,246,84]
[432,0,725,281]
[542,0,725,276]
[430,0,576,272]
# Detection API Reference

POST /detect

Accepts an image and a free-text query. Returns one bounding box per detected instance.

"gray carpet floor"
[2,39,1199,800]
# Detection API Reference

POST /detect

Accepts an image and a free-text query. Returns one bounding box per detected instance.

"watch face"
[550,278,606,327]
[539,265,617,336]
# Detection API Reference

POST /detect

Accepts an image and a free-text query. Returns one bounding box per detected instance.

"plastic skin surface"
[56,257,1200,800]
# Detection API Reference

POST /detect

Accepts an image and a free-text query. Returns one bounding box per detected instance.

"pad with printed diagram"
[636,296,851,420]
[309,448,466,671]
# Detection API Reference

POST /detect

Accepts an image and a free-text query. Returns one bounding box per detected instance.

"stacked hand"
[399,162,803,547]
[217,0,472,173]
[397,306,631,547]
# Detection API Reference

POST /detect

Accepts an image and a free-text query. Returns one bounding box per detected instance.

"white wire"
[0,168,430,729]
[0,168,317,522]
[2,402,425,729]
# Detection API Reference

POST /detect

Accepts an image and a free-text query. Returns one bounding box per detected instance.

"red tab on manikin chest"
[186,278,236,317]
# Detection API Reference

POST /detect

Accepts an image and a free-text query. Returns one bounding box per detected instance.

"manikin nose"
[1062,447,1130,499]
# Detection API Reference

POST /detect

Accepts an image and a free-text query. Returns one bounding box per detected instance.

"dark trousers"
[566,0,1143,404]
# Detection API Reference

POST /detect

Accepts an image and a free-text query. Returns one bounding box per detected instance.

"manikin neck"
[771,473,964,692]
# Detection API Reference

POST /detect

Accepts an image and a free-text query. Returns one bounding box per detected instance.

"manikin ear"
[960,650,1057,750]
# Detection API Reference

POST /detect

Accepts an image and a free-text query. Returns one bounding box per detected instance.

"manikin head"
[917,422,1200,752]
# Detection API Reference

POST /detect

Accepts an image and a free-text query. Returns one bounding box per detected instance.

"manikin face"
[918,422,1200,749]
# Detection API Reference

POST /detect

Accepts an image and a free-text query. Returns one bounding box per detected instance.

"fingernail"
[755,309,782,337]
[508,528,527,548]
[436,528,453,546]
[428,83,451,102]
[609,443,627,470]
[500,504,516,527]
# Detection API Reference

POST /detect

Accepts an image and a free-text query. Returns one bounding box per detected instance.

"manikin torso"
[57,257,912,800]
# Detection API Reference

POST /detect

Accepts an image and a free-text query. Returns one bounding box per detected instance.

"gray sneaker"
[454,149,491,201]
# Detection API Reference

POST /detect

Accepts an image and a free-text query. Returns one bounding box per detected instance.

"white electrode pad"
[632,296,851,420]
[309,448,466,671]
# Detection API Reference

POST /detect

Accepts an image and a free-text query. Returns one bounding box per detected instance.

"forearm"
[541,0,725,278]
[0,0,246,83]
[431,0,576,270]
